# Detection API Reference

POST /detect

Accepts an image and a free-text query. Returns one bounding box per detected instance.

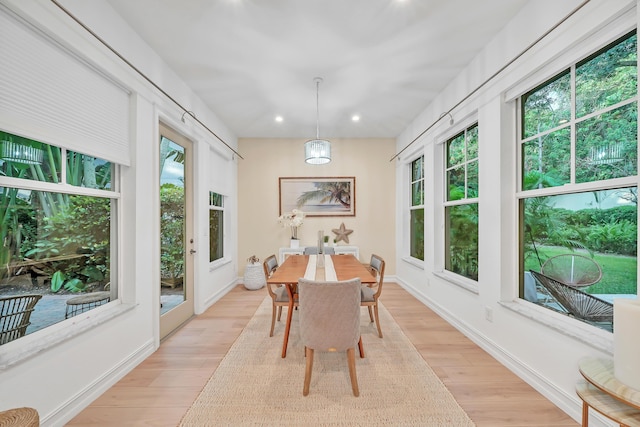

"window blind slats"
[0,7,130,166]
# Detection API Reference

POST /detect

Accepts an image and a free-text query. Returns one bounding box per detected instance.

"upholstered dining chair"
[298,277,362,397]
[263,254,297,337]
[361,254,385,338]
[303,247,335,255]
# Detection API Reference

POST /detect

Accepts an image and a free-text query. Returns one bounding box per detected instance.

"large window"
[519,31,637,331]
[410,156,424,260]
[209,191,224,262]
[0,131,117,343]
[445,124,479,280]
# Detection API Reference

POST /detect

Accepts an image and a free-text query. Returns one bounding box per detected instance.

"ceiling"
[104,0,530,139]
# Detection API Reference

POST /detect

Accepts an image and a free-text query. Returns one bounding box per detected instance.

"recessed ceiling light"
[352,115,360,122]
[275,116,283,122]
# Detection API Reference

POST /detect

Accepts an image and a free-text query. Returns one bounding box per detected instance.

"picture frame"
[279,176,356,217]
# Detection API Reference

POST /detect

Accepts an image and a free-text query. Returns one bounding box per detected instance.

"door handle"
[190,249,197,254]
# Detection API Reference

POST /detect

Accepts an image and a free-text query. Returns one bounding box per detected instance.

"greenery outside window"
[519,31,637,331]
[0,131,117,343]
[410,156,424,260]
[209,191,224,263]
[445,124,479,280]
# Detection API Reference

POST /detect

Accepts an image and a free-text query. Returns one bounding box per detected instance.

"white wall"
[394,0,635,425]
[0,1,238,425]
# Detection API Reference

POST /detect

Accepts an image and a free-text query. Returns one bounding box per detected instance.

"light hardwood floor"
[68,283,578,426]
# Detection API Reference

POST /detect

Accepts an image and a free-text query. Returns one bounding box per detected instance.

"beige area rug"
[180,297,475,427]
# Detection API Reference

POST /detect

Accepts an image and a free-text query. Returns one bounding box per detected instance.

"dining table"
[266,254,377,358]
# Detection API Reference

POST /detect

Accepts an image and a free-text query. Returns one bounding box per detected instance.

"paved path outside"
[27,294,184,334]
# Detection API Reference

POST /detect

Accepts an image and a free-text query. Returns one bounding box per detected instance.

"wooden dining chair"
[298,277,362,397]
[263,254,297,337]
[361,254,385,338]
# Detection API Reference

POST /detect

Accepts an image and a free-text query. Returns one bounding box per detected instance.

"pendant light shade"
[305,77,331,164]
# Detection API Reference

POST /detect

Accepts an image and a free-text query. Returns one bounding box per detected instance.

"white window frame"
[443,123,479,282]
[0,140,128,369]
[208,191,226,266]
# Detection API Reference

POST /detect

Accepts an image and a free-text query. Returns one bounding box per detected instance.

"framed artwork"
[279,176,356,217]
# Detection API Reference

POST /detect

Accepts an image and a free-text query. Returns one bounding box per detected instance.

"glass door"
[159,123,194,339]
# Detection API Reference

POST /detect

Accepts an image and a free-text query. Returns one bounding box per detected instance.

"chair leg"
[367,306,374,322]
[303,347,314,396]
[277,305,283,321]
[358,336,365,358]
[270,304,277,337]
[374,304,383,338]
[347,348,359,397]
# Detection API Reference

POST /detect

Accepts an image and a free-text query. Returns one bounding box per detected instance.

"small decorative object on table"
[278,209,305,248]
[244,255,266,290]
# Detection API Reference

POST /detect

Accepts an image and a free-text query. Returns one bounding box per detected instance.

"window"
[519,31,637,331]
[410,156,424,260]
[445,124,479,280]
[0,131,117,342]
[209,192,224,262]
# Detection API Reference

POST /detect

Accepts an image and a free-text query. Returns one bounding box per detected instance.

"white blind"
[209,147,231,195]
[0,6,131,166]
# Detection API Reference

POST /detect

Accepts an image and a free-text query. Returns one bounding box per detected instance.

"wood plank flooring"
[68,283,578,426]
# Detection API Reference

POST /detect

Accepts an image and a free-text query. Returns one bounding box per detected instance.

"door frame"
[159,122,195,339]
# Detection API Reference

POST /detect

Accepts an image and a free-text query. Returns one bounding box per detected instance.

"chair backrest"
[298,278,361,351]
[541,254,602,287]
[303,247,335,255]
[529,271,613,325]
[370,254,386,297]
[0,294,42,345]
[263,254,278,279]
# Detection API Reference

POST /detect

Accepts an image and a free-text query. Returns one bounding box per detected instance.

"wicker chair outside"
[529,271,613,329]
[0,294,42,345]
[541,253,602,288]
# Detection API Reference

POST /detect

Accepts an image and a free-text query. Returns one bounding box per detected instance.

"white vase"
[243,264,265,290]
[290,239,300,248]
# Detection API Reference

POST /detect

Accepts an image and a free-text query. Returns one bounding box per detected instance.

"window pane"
[522,127,571,190]
[467,161,478,198]
[67,150,112,190]
[0,132,61,183]
[445,204,479,280]
[576,33,637,118]
[160,184,185,282]
[467,125,478,160]
[522,188,637,330]
[209,209,223,262]
[576,103,637,183]
[411,181,423,206]
[210,191,223,207]
[412,157,423,181]
[447,166,465,201]
[1,188,112,336]
[447,132,465,167]
[410,208,424,260]
[522,71,571,139]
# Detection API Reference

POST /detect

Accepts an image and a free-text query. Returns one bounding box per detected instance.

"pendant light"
[304,77,331,164]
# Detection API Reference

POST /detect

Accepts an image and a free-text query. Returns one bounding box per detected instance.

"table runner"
[303,255,337,281]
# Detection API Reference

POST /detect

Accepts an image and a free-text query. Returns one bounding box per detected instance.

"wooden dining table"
[266,254,377,358]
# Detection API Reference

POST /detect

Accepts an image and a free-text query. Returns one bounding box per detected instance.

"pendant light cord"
[315,77,322,139]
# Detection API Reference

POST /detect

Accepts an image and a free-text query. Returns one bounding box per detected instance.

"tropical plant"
[160,183,184,280]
